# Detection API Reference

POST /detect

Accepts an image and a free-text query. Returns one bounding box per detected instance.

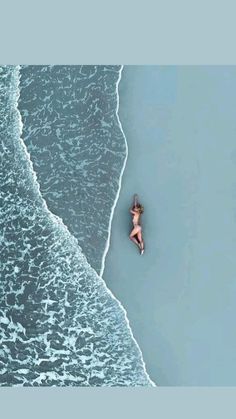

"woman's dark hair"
[133,203,144,214]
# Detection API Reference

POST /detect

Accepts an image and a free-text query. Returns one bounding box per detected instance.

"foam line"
[100,65,128,278]
[99,65,156,386]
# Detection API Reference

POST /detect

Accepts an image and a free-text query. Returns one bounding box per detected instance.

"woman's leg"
[129,226,141,248]
[137,230,144,252]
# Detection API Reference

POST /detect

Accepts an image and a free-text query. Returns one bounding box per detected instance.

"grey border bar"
[1,388,236,419]
[1,0,235,64]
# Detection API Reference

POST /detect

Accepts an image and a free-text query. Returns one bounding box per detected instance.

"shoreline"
[100,65,155,386]
[99,66,128,278]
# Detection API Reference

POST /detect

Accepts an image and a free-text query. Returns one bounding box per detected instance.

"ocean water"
[0,66,153,386]
[18,65,127,276]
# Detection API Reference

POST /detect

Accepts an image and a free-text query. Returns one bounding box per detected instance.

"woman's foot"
[139,242,144,255]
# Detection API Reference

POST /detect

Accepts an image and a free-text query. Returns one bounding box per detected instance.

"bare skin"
[129,195,145,254]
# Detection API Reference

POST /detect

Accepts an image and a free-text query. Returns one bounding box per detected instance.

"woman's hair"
[133,203,144,214]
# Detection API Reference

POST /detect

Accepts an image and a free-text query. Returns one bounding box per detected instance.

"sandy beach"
[103,66,236,385]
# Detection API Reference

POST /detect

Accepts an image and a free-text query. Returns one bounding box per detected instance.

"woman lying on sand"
[129,194,145,255]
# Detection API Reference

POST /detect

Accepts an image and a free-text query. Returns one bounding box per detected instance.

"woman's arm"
[133,194,139,207]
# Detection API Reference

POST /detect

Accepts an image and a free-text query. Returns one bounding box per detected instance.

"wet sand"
[103,66,236,385]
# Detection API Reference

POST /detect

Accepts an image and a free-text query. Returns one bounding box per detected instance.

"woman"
[129,194,145,254]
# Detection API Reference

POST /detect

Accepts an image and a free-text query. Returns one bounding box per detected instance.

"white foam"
[99,66,128,278]
[98,66,156,386]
